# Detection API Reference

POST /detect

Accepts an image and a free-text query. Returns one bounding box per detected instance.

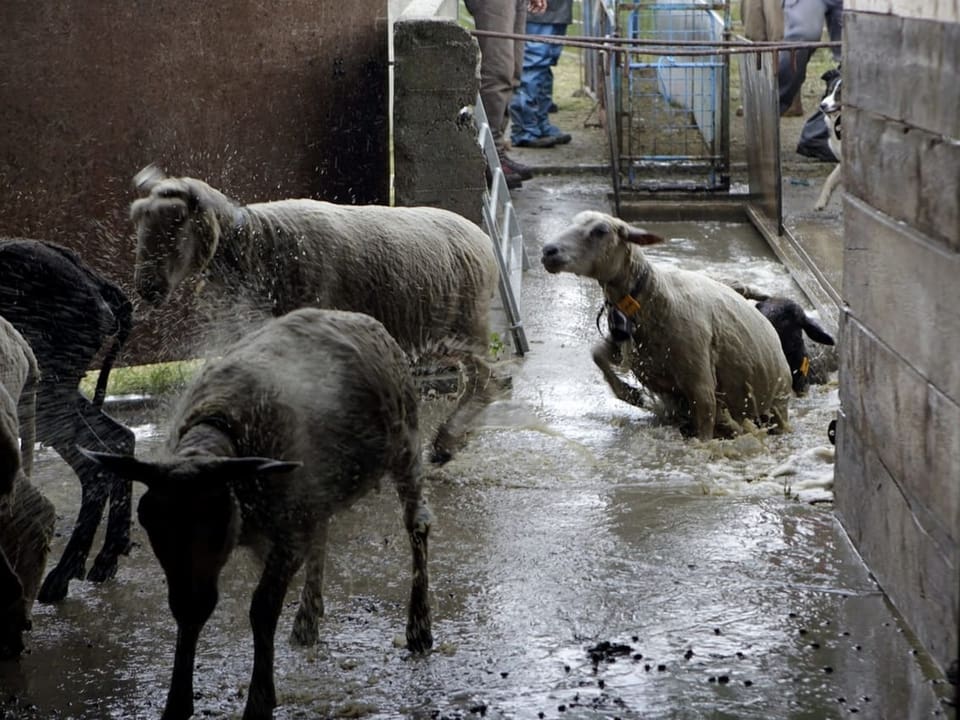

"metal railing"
[471,97,530,356]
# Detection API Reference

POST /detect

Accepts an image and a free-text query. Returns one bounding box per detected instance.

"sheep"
[130,165,499,463]
[541,211,792,439]
[0,316,55,658]
[82,307,433,720]
[0,238,136,602]
[727,281,837,394]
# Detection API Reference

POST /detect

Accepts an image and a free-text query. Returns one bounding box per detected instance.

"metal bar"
[471,96,529,356]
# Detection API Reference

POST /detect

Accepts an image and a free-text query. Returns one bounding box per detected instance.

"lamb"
[541,211,792,439]
[0,238,136,603]
[0,316,55,658]
[82,307,433,720]
[131,165,500,463]
[727,282,836,394]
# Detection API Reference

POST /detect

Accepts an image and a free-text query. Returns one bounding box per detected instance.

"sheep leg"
[246,549,302,720]
[687,383,718,441]
[290,519,328,647]
[591,340,646,408]
[37,459,109,602]
[430,353,495,465]
[394,449,432,653]
[161,621,204,720]
[83,408,136,583]
[0,549,27,659]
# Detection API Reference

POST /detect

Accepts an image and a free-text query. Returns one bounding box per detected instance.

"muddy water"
[1,217,953,719]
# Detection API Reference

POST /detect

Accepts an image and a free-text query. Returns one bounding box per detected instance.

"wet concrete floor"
[0,172,955,719]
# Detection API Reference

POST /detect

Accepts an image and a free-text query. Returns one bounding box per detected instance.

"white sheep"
[130,165,500,462]
[82,307,432,720]
[541,211,792,439]
[0,316,55,658]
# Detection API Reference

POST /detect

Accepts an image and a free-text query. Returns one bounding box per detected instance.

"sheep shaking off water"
[541,211,792,440]
[82,308,432,720]
[0,316,55,659]
[0,238,136,604]
[130,165,499,462]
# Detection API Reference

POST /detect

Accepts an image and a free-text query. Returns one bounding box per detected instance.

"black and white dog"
[815,68,842,210]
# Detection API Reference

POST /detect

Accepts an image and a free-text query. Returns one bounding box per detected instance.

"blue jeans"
[509,22,568,144]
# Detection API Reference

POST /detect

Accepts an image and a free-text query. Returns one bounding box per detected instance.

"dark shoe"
[548,101,559,113]
[486,161,523,189]
[500,153,534,181]
[513,136,558,148]
[545,132,572,145]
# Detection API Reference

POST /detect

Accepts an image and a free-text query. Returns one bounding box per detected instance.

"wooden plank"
[835,368,959,676]
[845,12,960,139]
[845,107,960,253]
[843,196,960,403]
[846,0,960,24]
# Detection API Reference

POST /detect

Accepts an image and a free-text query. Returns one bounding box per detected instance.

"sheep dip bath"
[1,210,950,718]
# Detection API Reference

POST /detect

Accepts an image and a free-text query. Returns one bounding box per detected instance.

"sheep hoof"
[86,555,119,583]
[37,569,72,604]
[290,611,319,647]
[429,448,452,465]
[406,625,433,654]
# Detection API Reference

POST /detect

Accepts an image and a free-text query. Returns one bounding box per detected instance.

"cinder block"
[393,18,485,221]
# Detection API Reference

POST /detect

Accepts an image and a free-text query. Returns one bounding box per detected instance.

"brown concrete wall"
[836,8,960,677]
[0,0,388,363]
[392,18,486,223]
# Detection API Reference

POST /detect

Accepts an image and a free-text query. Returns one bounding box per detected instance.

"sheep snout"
[541,244,566,273]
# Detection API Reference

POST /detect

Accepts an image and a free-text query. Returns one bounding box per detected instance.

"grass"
[80,359,203,400]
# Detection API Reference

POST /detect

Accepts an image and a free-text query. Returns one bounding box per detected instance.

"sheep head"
[79,447,298,625]
[541,211,662,284]
[130,169,225,306]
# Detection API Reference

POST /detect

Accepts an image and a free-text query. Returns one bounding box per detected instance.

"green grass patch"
[81,359,203,399]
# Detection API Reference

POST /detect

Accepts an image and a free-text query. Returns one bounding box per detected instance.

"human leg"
[510,24,556,146]
[467,0,518,152]
[778,0,830,113]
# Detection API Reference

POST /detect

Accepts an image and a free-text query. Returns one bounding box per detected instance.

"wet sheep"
[0,316,55,658]
[130,165,500,463]
[727,282,836,395]
[0,238,136,603]
[541,211,792,439]
[83,307,432,720]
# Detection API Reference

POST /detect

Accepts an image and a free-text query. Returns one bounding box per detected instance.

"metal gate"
[608,1,731,193]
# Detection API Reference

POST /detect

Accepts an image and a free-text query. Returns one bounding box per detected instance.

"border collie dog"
[815,68,842,210]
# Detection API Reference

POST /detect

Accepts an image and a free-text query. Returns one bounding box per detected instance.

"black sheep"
[0,238,135,602]
[753,296,835,394]
[727,282,836,395]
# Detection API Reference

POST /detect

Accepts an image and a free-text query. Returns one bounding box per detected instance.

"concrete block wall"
[836,1,960,677]
[392,17,486,223]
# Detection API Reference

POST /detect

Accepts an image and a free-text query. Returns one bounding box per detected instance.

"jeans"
[508,22,568,144]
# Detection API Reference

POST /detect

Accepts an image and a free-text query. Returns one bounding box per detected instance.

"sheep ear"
[624,226,664,246]
[802,316,836,346]
[77,446,170,486]
[133,164,167,193]
[222,457,301,492]
[221,457,302,477]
